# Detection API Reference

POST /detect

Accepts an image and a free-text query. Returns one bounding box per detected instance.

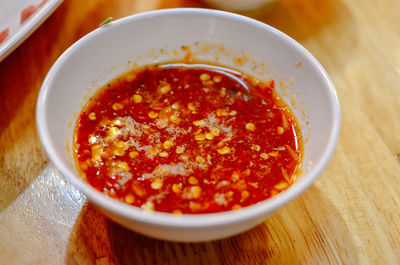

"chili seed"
[274,181,288,190]
[232,204,241,210]
[213,75,222,83]
[175,146,185,154]
[133,94,143,103]
[249,182,258,188]
[271,190,279,197]
[129,151,139,158]
[200,73,210,81]
[132,185,146,197]
[210,128,220,136]
[195,134,206,141]
[88,112,96,120]
[112,103,123,110]
[193,119,205,126]
[246,123,256,131]
[220,87,227,97]
[91,144,103,161]
[159,83,171,94]
[188,176,199,185]
[148,149,158,156]
[172,183,182,193]
[217,146,231,155]
[141,201,154,211]
[113,149,125,156]
[205,133,214,140]
[216,108,228,116]
[163,140,174,149]
[191,186,202,198]
[117,161,130,171]
[229,110,237,116]
[196,156,206,163]
[151,179,163,190]
[124,194,135,204]
[187,102,196,111]
[169,115,181,123]
[268,151,279,157]
[148,111,158,119]
[251,144,261,151]
[108,127,121,138]
[159,151,169,158]
[115,141,127,149]
[189,202,202,211]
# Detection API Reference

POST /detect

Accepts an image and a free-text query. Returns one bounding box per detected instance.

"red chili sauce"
[74,63,302,214]
[0,28,9,44]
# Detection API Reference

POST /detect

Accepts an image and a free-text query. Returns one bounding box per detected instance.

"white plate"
[0,0,63,62]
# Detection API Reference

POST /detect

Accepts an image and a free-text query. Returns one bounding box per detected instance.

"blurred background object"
[201,0,276,11]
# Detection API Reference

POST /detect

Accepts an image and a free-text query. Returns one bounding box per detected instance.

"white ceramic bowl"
[36,8,340,242]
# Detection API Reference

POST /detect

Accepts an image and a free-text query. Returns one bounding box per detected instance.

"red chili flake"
[0,28,9,44]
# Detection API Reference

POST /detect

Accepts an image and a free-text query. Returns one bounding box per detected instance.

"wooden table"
[1,0,399,264]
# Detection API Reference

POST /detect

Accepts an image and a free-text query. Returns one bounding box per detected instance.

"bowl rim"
[36,8,341,228]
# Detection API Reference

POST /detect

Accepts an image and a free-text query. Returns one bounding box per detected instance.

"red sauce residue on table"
[20,0,47,24]
[74,63,303,214]
[0,28,9,44]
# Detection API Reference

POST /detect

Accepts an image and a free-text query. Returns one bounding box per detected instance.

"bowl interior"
[37,9,340,226]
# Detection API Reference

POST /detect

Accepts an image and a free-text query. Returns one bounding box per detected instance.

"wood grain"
[0,0,399,264]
